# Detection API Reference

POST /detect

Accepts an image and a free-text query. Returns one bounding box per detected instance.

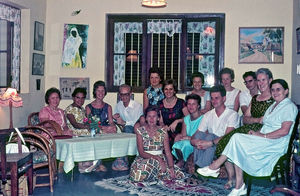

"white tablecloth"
[56,133,137,173]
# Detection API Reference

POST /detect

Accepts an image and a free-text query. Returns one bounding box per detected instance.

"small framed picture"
[32,53,45,76]
[297,27,300,54]
[59,77,90,99]
[34,21,44,51]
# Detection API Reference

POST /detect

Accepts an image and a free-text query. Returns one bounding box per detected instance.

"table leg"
[10,163,18,196]
[27,159,33,195]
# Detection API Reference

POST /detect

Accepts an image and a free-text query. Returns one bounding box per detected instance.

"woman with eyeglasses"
[214,68,274,190]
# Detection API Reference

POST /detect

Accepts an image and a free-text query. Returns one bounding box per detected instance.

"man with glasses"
[239,71,259,114]
[111,84,143,170]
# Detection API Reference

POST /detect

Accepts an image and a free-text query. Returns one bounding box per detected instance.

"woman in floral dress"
[130,106,184,182]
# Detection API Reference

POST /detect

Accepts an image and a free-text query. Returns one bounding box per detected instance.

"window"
[106,14,225,92]
[0,3,21,90]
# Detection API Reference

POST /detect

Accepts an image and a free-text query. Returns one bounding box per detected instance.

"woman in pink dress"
[39,87,72,136]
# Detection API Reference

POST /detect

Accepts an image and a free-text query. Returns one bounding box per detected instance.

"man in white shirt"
[111,84,143,171]
[239,71,259,115]
[113,84,143,133]
[191,85,239,182]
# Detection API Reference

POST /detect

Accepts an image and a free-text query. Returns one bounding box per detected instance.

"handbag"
[6,128,29,153]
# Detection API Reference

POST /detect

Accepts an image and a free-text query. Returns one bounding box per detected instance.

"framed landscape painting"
[32,53,45,75]
[239,27,284,64]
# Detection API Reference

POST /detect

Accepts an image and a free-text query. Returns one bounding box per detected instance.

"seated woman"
[65,87,94,173]
[65,87,90,136]
[130,106,184,182]
[187,72,211,115]
[215,68,274,189]
[39,87,72,136]
[172,94,203,174]
[158,79,189,148]
[220,68,241,112]
[197,79,298,196]
[85,80,117,172]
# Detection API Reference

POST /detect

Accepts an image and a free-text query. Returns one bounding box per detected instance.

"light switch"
[297,64,300,75]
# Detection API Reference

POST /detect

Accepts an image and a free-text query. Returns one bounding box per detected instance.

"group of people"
[38,67,298,196]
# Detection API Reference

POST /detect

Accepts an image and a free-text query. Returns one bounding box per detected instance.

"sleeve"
[205,91,211,101]
[227,111,240,128]
[197,113,209,132]
[114,103,119,115]
[239,91,250,107]
[280,102,298,122]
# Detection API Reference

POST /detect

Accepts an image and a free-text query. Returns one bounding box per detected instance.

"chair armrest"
[37,120,63,135]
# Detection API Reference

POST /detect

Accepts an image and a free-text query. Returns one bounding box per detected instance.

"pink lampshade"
[0,88,23,107]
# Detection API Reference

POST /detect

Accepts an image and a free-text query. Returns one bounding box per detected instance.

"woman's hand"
[102,126,117,134]
[174,134,182,142]
[169,120,178,132]
[248,130,263,137]
[160,159,167,173]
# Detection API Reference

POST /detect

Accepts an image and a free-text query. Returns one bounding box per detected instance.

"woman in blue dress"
[197,79,298,196]
[172,94,203,174]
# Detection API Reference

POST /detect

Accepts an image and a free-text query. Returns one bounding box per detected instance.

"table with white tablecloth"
[56,133,137,173]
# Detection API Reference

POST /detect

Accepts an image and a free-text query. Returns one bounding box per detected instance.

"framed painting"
[32,53,45,75]
[297,27,300,54]
[62,24,89,68]
[239,27,284,64]
[34,21,44,51]
[59,77,90,99]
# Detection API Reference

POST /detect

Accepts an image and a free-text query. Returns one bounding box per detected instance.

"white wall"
[0,0,46,129]
[45,0,294,110]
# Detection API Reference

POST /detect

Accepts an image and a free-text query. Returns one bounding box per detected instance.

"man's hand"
[193,140,212,150]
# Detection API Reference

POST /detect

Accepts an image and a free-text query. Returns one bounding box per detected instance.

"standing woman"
[172,94,204,174]
[220,68,240,112]
[130,106,184,182]
[85,81,116,172]
[39,87,72,136]
[187,72,211,115]
[143,67,165,111]
[158,79,189,149]
[197,79,298,196]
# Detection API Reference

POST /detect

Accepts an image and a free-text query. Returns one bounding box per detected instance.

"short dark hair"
[144,105,160,119]
[185,94,202,108]
[210,85,226,97]
[256,68,273,80]
[149,67,163,80]
[45,87,61,104]
[220,67,235,81]
[243,71,256,80]
[270,79,289,90]
[93,80,107,98]
[162,79,178,94]
[72,87,87,98]
[191,72,205,84]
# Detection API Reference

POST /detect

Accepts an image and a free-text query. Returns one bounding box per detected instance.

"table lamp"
[0,88,23,128]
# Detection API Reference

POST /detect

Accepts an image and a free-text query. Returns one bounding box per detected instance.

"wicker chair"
[28,112,63,135]
[11,127,56,192]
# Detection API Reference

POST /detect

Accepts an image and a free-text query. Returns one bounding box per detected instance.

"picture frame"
[32,53,45,76]
[239,27,284,64]
[59,77,90,100]
[34,21,44,51]
[296,27,300,54]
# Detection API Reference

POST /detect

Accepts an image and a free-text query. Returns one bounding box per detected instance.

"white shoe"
[227,183,247,196]
[196,166,220,178]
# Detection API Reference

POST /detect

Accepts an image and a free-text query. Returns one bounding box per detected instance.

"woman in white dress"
[186,72,211,115]
[197,79,298,196]
[220,68,240,112]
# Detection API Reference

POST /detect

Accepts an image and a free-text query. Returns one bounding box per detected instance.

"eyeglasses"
[119,93,130,97]
[244,79,254,85]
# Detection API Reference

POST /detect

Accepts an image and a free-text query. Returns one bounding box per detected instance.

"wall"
[45,0,294,110]
[292,0,300,105]
[0,0,46,129]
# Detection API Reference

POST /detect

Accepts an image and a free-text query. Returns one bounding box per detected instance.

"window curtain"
[113,22,142,85]
[187,22,216,86]
[0,4,21,90]
[147,19,182,37]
